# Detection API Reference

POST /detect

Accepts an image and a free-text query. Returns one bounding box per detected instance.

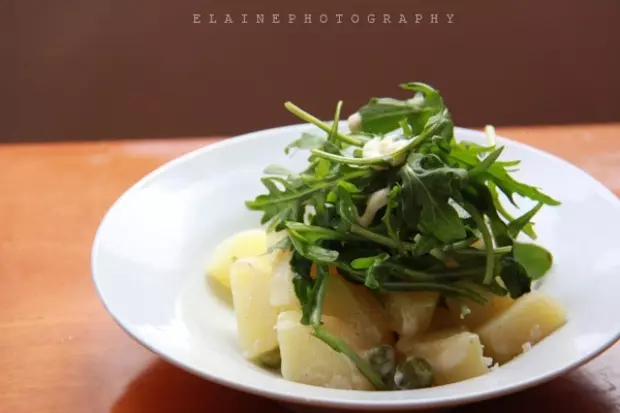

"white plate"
[92,124,620,411]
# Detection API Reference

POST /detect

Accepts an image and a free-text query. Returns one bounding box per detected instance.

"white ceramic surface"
[92,124,620,411]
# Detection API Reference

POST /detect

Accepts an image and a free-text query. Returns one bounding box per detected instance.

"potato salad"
[207,82,567,391]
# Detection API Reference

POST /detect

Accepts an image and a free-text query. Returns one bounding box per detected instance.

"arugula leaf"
[412,234,438,256]
[508,202,543,239]
[315,158,331,178]
[245,81,562,390]
[488,182,537,239]
[351,82,446,136]
[450,144,560,207]
[313,325,387,390]
[499,254,531,299]
[284,222,358,243]
[287,232,339,263]
[419,204,465,244]
[468,146,504,177]
[308,264,330,325]
[382,185,406,255]
[399,82,444,111]
[513,242,553,280]
[246,168,370,229]
[486,170,560,207]
[350,253,390,289]
[339,181,361,193]
[399,152,467,243]
[356,97,427,135]
[264,164,297,176]
[266,235,292,254]
[284,132,327,154]
[290,251,314,323]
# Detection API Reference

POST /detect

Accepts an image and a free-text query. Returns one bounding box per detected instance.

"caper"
[367,344,395,380]
[391,357,434,390]
[257,347,281,370]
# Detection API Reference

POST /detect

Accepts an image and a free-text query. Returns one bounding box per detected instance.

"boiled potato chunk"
[276,310,374,390]
[397,329,489,386]
[229,256,279,360]
[427,306,457,333]
[446,289,514,330]
[385,292,439,338]
[322,273,394,347]
[206,229,267,290]
[475,291,567,364]
[269,250,301,312]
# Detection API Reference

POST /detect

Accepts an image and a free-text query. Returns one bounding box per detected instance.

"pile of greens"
[246,82,560,390]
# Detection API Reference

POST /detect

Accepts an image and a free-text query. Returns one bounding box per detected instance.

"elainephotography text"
[192,13,456,25]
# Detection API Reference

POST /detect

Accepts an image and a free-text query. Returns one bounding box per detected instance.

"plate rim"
[91,123,620,410]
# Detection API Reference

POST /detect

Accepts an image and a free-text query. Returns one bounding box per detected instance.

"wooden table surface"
[1,124,619,413]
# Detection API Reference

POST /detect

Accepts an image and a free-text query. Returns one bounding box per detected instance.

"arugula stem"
[312,325,387,390]
[442,237,477,251]
[309,265,329,325]
[488,182,537,239]
[382,262,484,281]
[452,246,512,256]
[350,224,414,250]
[429,248,445,261]
[306,264,386,390]
[383,187,406,255]
[329,101,343,145]
[246,170,369,208]
[381,282,487,305]
[332,263,366,283]
[285,102,364,147]
[284,222,364,242]
[310,126,433,166]
[462,203,495,285]
[399,119,413,136]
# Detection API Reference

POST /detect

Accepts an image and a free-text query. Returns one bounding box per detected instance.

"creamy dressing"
[347,112,362,132]
[362,136,409,165]
[459,303,472,320]
[357,188,390,227]
[485,124,496,146]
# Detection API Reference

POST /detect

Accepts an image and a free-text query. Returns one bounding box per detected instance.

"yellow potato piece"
[276,310,374,390]
[397,329,489,386]
[322,273,394,348]
[206,229,267,290]
[229,255,279,360]
[446,289,514,330]
[427,306,457,333]
[475,291,567,364]
[384,292,439,339]
[266,230,288,249]
[269,250,301,312]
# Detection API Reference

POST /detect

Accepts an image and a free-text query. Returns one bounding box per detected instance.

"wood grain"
[0,124,618,412]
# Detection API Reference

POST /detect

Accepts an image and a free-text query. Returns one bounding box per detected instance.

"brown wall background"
[3,0,620,142]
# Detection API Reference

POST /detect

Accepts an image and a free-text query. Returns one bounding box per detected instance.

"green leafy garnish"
[245,81,561,390]
[512,242,553,280]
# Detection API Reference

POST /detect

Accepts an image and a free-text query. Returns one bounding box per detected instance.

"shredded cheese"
[485,124,496,146]
[357,188,390,227]
[362,136,408,165]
